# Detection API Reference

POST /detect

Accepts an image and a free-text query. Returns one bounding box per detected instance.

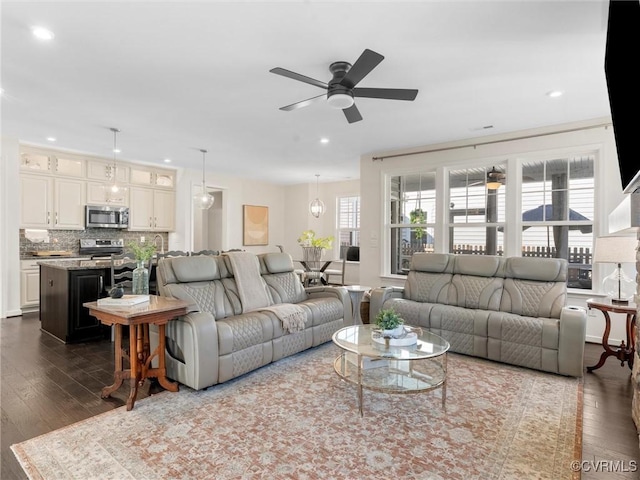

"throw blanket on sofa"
[260,304,307,334]
[225,252,271,312]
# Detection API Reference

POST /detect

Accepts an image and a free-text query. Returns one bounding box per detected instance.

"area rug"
[12,343,582,480]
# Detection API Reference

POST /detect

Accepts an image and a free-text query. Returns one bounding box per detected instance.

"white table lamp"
[594,236,637,304]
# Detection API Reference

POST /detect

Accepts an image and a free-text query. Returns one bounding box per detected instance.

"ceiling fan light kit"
[270,49,418,123]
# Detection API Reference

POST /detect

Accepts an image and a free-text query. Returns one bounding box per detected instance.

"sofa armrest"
[369,287,405,323]
[305,285,352,326]
[557,306,587,377]
[154,311,220,390]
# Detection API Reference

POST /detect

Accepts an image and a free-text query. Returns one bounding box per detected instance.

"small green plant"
[126,240,157,262]
[375,308,404,330]
[297,230,334,249]
[410,208,426,239]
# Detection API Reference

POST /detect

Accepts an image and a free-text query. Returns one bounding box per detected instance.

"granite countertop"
[38,258,159,271]
[37,259,114,270]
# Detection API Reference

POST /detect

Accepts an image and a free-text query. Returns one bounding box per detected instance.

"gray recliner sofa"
[151,251,351,390]
[369,253,587,377]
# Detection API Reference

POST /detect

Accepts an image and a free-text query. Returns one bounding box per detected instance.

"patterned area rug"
[12,343,582,480]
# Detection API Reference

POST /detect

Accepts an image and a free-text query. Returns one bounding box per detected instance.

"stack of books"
[97,295,150,307]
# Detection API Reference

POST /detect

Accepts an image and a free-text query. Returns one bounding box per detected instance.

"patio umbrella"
[499,205,592,234]
[521,204,592,234]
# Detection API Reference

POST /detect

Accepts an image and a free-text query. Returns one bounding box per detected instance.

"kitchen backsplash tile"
[20,229,168,257]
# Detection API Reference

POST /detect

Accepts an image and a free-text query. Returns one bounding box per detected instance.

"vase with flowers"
[126,240,157,294]
[297,230,334,264]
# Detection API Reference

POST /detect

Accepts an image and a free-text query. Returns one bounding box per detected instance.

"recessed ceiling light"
[164,158,171,163]
[546,90,564,98]
[46,137,56,142]
[320,138,330,144]
[113,148,121,154]
[32,27,55,41]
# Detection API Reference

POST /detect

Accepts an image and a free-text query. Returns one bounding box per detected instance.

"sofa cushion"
[404,253,453,303]
[261,252,295,274]
[410,253,454,273]
[505,257,567,282]
[172,256,220,283]
[429,304,490,358]
[500,278,566,319]
[453,254,505,277]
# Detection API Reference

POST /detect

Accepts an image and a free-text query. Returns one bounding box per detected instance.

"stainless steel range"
[79,238,125,258]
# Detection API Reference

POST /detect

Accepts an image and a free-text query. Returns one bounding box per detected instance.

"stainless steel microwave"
[85,205,129,229]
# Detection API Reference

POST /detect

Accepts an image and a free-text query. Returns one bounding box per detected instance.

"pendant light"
[309,174,325,218]
[193,149,214,210]
[106,127,124,203]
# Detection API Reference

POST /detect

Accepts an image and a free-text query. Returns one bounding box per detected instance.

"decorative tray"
[371,329,418,346]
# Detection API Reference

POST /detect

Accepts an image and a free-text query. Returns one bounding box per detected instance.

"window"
[448,165,506,256]
[521,155,594,289]
[384,153,595,290]
[389,173,436,274]
[337,196,360,259]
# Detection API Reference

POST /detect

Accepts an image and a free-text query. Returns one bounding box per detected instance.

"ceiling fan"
[269,49,419,124]
[467,166,507,189]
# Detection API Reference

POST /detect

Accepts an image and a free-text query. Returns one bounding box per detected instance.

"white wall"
[1,136,22,318]
[359,118,631,344]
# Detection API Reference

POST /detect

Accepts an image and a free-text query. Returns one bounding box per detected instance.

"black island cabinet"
[39,262,110,343]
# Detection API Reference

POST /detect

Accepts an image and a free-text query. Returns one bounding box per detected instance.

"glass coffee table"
[332,324,450,416]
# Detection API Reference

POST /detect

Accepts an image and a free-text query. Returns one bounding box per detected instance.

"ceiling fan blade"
[342,104,363,124]
[269,67,328,89]
[279,94,326,111]
[340,49,384,89]
[353,87,418,101]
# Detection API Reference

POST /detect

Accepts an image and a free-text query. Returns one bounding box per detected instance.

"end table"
[586,298,637,372]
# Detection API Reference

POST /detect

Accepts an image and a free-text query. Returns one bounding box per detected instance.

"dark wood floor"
[2,313,639,479]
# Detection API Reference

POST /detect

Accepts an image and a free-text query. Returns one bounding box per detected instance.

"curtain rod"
[371,122,612,161]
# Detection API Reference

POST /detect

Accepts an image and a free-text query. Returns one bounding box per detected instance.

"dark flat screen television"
[605,0,640,194]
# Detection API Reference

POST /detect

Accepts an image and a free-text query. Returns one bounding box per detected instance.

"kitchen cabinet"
[40,264,109,343]
[20,174,85,229]
[86,182,129,206]
[87,160,128,183]
[20,259,40,310]
[130,166,175,188]
[129,187,175,231]
[21,150,84,177]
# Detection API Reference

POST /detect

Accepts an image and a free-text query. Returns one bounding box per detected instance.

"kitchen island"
[39,259,114,343]
[39,258,160,343]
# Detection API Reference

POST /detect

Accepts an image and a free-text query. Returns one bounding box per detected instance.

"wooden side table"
[586,298,638,372]
[84,296,189,410]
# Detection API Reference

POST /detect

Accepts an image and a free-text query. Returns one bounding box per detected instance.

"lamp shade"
[594,236,637,264]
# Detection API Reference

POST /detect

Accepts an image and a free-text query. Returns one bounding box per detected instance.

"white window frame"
[336,195,360,259]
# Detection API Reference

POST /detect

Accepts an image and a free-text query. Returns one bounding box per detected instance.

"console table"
[586,298,637,372]
[84,296,189,410]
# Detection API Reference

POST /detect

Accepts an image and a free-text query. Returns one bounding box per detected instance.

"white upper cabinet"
[20,174,85,229]
[128,187,175,232]
[53,156,85,177]
[20,149,84,177]
[130,166,175,188]
[87,160,129,183]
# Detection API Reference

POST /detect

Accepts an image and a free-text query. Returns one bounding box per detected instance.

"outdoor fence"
[400,244,592,265]
[398,243,592,288]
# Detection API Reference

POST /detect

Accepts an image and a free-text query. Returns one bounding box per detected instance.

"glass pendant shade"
[106,127,125,203]
[309,174,325,218]
[309,198,325,218]
[193,149,214,210]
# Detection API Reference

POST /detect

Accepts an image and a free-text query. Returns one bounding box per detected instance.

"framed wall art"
[243,205,269,246]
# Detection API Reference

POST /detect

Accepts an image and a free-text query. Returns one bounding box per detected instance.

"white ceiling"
[1,1,611,185]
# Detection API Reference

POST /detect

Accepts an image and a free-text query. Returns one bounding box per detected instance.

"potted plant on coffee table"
[374,308,405,337]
